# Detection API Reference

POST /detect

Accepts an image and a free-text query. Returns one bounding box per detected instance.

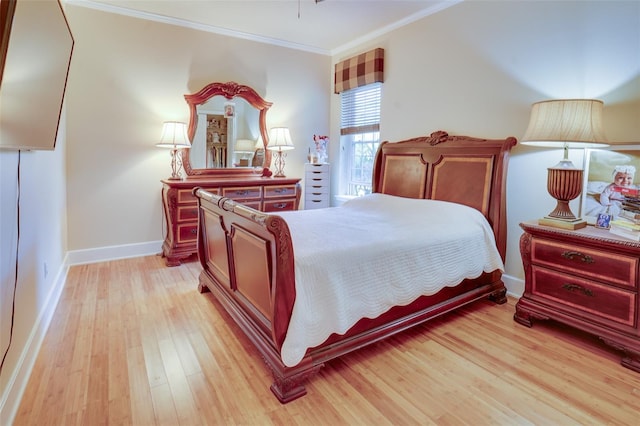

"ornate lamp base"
[272,149,287,178]
[539,163,587,230]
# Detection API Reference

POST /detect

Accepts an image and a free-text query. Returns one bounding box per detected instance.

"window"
[340,82,381,196]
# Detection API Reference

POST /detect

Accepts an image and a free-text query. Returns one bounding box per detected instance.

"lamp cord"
[0,150,21,377]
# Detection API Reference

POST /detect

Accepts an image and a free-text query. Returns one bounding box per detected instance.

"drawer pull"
[235,190,250,196]
[561,283,594,297]
[561,251,594,264]
[273,203,287,209]
[190,228,197,235]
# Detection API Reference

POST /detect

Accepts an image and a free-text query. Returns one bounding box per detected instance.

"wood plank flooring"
[13,255,640,425]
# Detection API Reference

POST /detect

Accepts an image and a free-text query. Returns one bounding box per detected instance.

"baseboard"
[0,254,69,426]
[502,273,524,298]
[1,240,164,424]
[66,240,163,266]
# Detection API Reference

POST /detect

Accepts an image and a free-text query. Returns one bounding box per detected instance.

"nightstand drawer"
[532,266,636,327]
[222,186,262,200]
[532,238,637,289]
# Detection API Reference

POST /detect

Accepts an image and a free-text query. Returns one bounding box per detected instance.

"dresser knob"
[273,203,287,209]
[561,251,594,264]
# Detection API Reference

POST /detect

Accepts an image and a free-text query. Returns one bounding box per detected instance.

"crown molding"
[331,0,463,56]
[65,0,461,58]
[64,0,331,55]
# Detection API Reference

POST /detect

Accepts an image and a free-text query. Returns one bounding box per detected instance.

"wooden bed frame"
[194,130,517,403]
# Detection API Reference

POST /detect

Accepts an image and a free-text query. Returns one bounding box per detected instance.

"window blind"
[340,83,381,135]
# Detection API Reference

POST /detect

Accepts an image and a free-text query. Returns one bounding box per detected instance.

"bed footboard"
[195,188,295,348]
[195,187,324,402]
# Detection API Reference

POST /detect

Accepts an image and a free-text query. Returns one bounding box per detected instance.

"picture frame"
[595,213,612,229]
[582,146,640,224]
[224,102,235,118]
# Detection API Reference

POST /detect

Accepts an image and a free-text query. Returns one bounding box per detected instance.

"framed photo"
[582,146,640,223]
[595,213,612,229]
[224,102,235,118]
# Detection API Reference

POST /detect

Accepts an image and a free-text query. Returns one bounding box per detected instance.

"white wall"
[328,0,640,289]
[0,110,69,424]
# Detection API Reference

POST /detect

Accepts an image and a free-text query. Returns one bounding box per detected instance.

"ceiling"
[65,0,459,55]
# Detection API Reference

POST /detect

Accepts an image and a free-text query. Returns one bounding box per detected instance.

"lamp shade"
[235,138,255,153]
[156,121,190,148]
[521,99,608,148]
[267,127,295,151]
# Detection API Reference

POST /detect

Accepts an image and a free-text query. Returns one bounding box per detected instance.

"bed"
[194,130,517,402]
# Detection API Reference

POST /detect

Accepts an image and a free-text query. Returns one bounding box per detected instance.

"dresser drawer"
[305,174,329,186]
[306,187,330,197]
[178,187,219,204]
[264,185,297,198]
[177,205,200,221]
[531,238,637,289]
[305,199,330,209]
[241,201,261,210]
[222,186,262,200]
[305,163,330,173]
[263,199,296,212]
[178,223,199,243]
[532,266,636,327]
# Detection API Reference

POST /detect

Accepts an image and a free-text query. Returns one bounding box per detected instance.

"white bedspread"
[277,194,504,367]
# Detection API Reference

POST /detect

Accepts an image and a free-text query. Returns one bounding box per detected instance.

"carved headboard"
[372,131,517,260]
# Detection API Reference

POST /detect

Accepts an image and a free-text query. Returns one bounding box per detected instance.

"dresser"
[161,176,301,266]
[515,222,640,372]
[304,163,330,209]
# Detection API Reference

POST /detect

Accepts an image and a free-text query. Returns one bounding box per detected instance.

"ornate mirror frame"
[181,81,272,177]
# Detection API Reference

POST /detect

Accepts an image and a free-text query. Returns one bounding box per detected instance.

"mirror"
[182,81,272,177]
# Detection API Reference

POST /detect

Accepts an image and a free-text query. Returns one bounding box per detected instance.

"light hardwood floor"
[14,255,640,425]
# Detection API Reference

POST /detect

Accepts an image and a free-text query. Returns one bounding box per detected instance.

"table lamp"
[521,99,609,229]
[234,138,256,166]
[156,121,190,180]
[267,127,295,177]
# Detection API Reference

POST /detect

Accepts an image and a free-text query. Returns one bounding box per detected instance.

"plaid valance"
[334,48,384,94]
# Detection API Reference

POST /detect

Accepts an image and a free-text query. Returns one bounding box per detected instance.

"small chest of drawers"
[162,177,300,266]
[515,222,640,373]
[304,163,330,209]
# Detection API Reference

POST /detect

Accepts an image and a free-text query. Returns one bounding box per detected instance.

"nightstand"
[515,221,640,372]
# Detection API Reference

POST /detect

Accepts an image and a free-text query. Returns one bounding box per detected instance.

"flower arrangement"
[313,134,328,163]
